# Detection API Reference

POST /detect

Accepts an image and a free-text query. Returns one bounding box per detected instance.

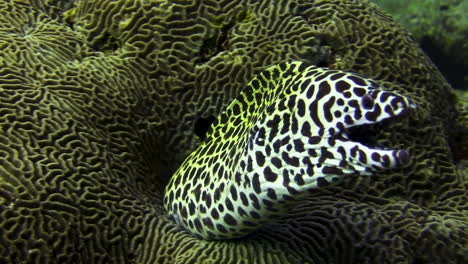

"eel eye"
[361,94,374,109]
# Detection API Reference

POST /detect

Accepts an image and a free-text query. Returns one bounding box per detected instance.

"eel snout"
[338,88,417,171]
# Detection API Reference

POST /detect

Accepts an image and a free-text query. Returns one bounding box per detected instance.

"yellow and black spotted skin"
[164,61,416,240]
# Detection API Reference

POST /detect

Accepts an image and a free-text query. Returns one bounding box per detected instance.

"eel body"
[164,61,415,240]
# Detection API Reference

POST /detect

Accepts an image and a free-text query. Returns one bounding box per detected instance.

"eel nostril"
[396,150,410,165]
[361,94,374,109]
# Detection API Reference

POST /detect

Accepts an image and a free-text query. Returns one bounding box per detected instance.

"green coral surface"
[0,0,467,263]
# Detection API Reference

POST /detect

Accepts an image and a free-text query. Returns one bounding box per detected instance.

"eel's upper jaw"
[376,91,417,121]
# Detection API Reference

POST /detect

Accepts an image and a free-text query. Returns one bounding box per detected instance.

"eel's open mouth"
[339,103,416,168]
[346,122,382,149]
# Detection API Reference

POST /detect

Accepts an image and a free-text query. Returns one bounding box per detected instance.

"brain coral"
[0,0,466,264]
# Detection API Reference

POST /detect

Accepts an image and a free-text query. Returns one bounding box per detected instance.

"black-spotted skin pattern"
[164,61,415,240]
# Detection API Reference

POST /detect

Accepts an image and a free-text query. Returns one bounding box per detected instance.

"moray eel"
[164,61,416,240]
